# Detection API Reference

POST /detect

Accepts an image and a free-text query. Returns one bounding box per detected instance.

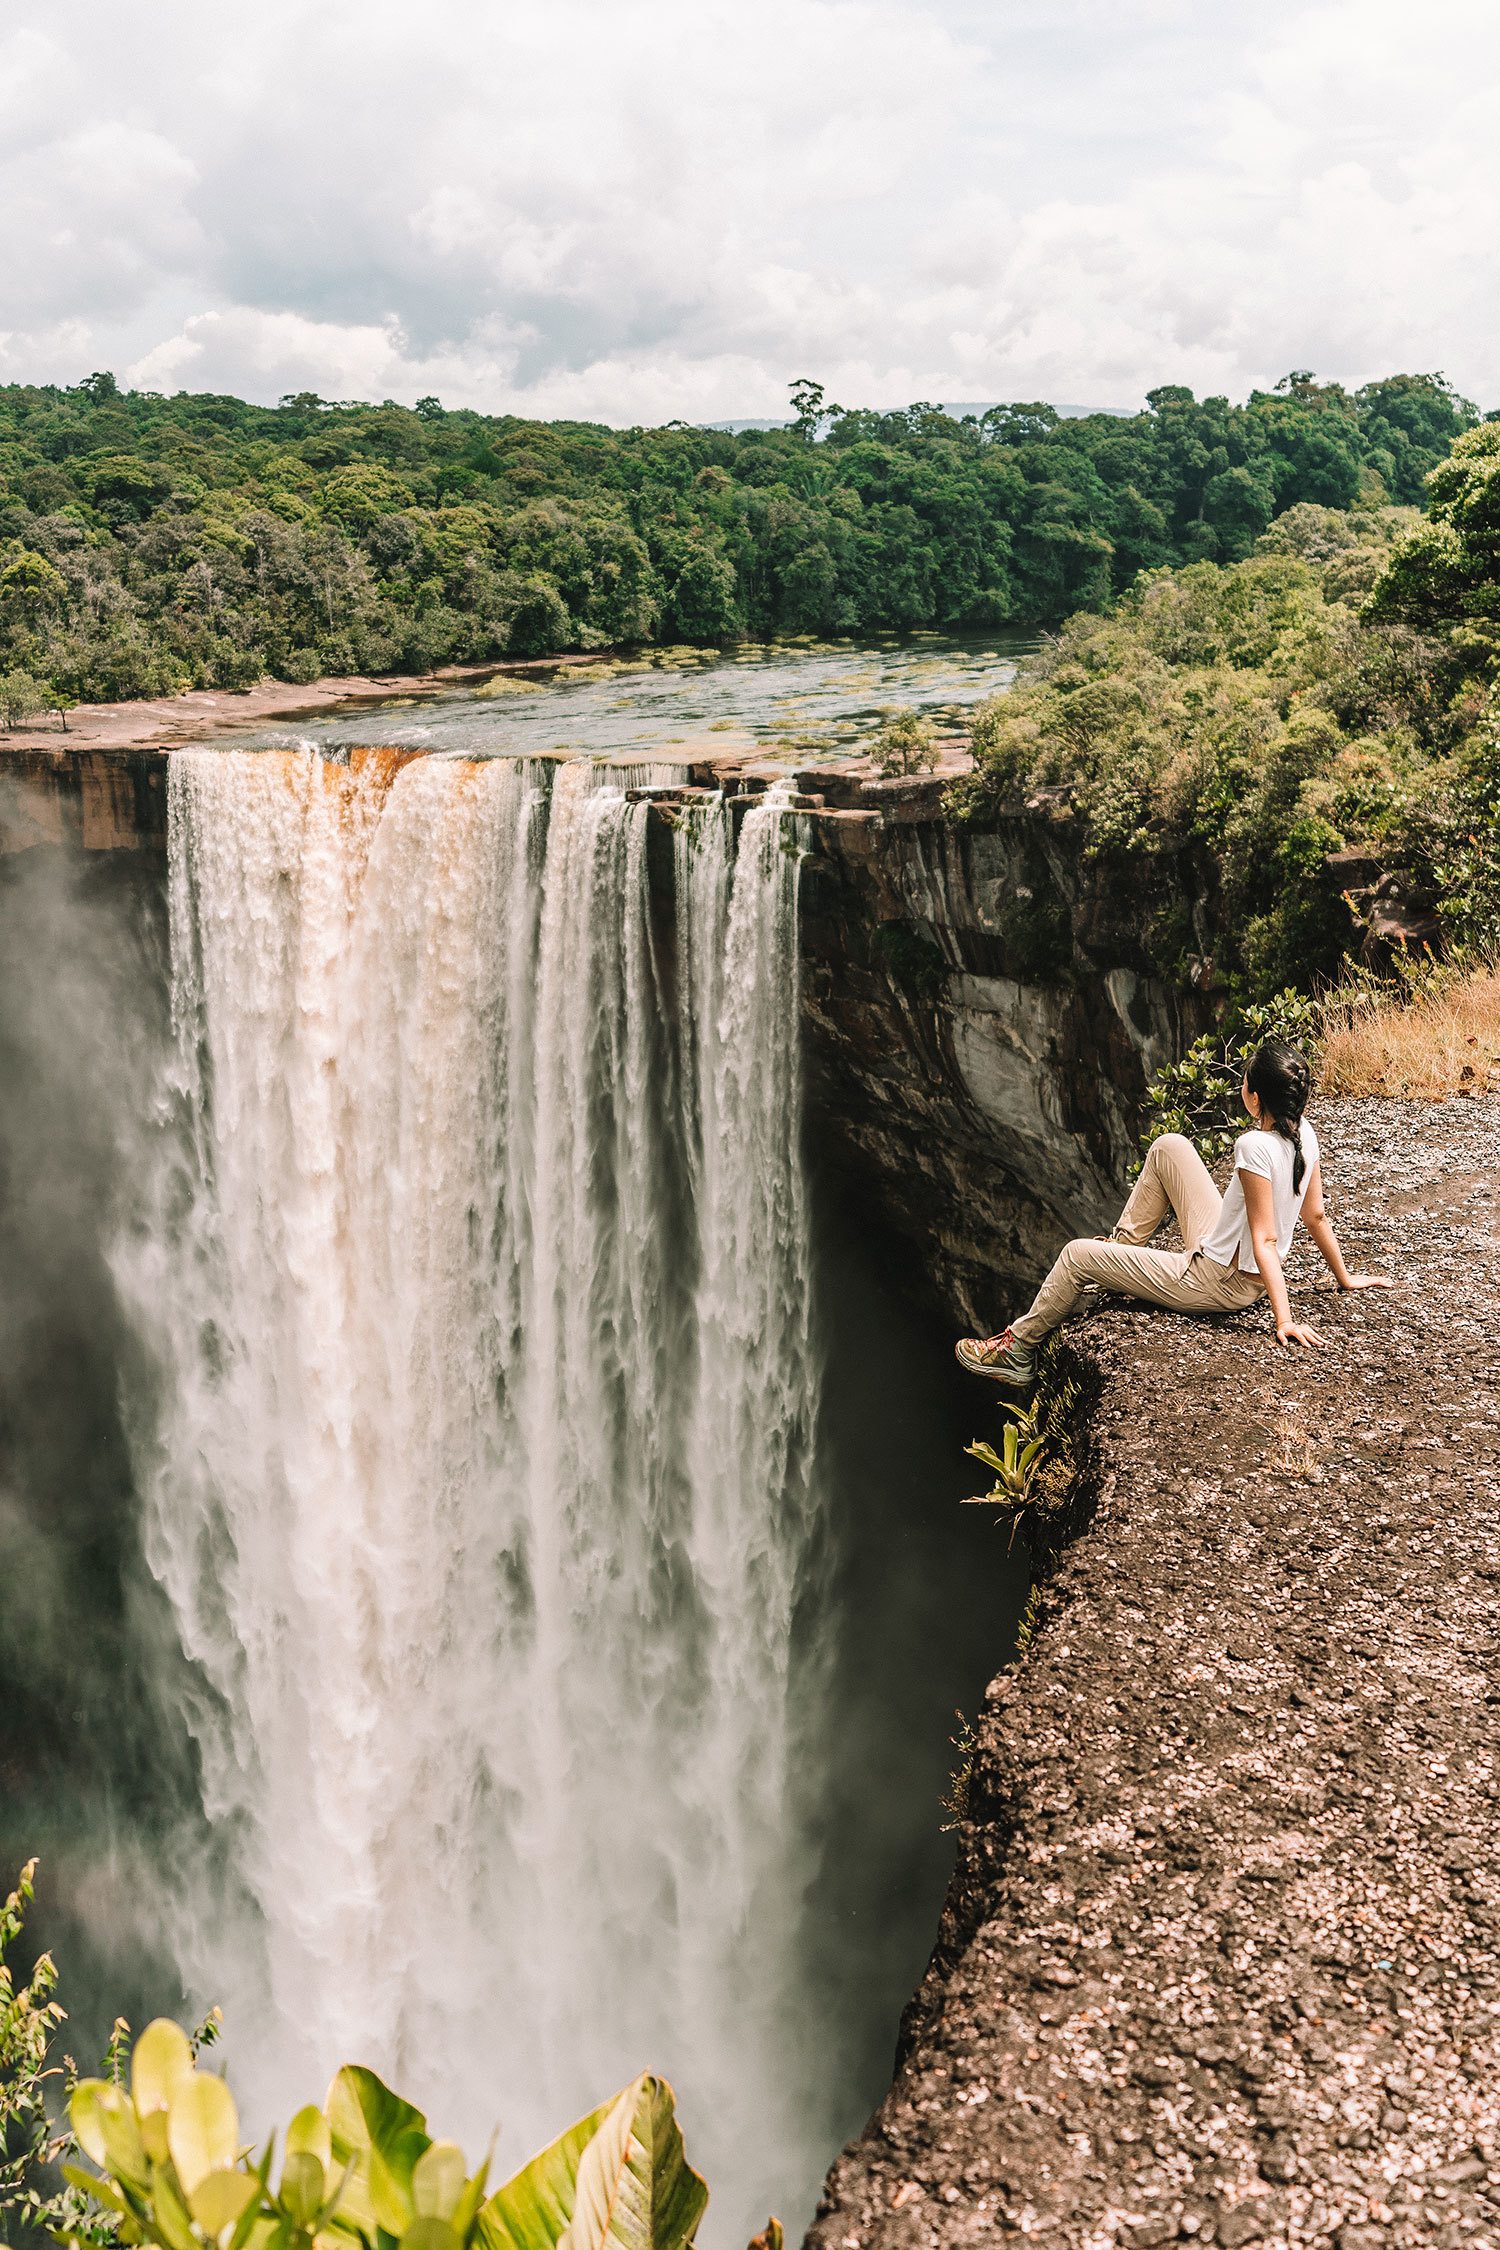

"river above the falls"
[218,631,1036,763]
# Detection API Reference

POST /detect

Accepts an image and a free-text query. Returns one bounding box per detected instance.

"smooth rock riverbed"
[809,1096,1500,2250]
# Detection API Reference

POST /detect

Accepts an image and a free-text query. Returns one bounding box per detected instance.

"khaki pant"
[1011,1132,1264,1346]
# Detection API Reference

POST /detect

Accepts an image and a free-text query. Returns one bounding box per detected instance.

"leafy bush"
[870,709,937,776]
[1140,989,1322,1167]
[956,500,1496,995]
[0,1867,770,2250]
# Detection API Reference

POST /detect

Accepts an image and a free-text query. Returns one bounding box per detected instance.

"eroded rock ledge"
[808,1097,1500,2250]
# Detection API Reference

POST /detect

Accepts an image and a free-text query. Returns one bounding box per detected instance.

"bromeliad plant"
[60,2034,711,2250]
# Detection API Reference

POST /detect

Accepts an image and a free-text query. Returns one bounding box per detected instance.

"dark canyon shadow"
[791,1170,1025,2163]
[0,841,191,2044]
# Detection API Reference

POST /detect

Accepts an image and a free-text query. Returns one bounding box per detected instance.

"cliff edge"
[809,1095,1500,2250]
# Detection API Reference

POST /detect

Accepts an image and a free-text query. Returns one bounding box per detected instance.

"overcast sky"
[1,0,1496,423]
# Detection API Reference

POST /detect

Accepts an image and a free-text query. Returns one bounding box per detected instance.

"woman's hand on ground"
[1275,1319,1325,1349]
[1340,1273,1394,1290]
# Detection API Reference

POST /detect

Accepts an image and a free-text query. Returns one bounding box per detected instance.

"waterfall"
[117,746,824,2237]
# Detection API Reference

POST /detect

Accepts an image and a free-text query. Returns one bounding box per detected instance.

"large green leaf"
[169,2074,241,2193]
[285,2104,332,2169]
[475,2100,614,2250]
[560,2078,706,2250]
[188,2167,260,2237]
[412,2143,468,2223]
[325,2065,432,2236]
[132,2021,196,2118]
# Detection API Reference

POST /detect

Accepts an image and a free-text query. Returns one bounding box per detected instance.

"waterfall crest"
[119,746,824,2235]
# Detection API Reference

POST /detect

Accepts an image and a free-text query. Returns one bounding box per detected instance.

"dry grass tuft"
[1318,964,1500,1099]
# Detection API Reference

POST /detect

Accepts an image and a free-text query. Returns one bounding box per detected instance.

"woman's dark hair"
[1246,1038,1312,1191]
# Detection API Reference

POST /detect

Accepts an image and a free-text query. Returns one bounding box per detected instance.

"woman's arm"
[1299,1163,1393,1292]
[1241,1170,1323,1348]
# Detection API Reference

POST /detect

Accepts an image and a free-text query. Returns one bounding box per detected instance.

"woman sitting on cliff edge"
[957,1039,1391,1393]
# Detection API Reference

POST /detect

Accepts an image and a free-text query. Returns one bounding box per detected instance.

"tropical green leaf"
[412,2143,468,2222]
[69,2079,116,2169]
[476,2100,614,2250]
[132,2020,197,2118]
[189,2168,260,2237]
[99,2093,151,2190]
[399,2220,463,2250]
[168,2074,241,2192]
[558,2077,707,2250]
[278,2151,327,2226]
[325,2066,431,2237]
[286,2106,332,2169]
[151,2164,202,2250]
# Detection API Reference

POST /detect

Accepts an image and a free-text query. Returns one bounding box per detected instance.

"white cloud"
[0,0,1495,419]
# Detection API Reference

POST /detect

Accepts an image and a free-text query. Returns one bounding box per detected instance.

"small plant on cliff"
[961,1361,1084,1553]
[871,709,938,777]
[965,1412,1045,1506]
[963,1397,1052,1551]
[1141,987,1321,1167]
[938,1713,977,1834]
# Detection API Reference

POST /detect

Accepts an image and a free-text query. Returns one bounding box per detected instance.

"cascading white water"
[117,745,826,2238]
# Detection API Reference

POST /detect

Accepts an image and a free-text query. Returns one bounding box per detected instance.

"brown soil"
[809,1096,1500,2250]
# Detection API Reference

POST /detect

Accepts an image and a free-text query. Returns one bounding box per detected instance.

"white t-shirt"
[1201,1120,1320,1274]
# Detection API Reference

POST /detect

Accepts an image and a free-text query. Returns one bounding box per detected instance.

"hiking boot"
[955,1327,1036,1392]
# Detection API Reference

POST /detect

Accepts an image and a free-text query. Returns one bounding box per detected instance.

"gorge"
[0,691,1232,2242]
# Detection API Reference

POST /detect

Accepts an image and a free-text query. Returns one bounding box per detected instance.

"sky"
[1,0,1496,424]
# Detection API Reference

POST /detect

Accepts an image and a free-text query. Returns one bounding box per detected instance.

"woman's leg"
[1111,1132,1222,1253]
[1010,1238,1198,1347]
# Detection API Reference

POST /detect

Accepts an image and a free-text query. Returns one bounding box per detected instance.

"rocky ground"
[808,1096,1500,2250]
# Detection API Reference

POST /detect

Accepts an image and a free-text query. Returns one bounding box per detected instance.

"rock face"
[794,778,1207,1327]
[0,747,169,855]
[808,1097,1500,2250]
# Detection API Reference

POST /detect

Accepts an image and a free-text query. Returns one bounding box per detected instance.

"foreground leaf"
[133,2020,196,2118]
[560,2077,707,2250]
[477,2100,614,2250]
[169,2073,240,2192]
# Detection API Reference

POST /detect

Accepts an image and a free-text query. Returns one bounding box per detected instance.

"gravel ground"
[807,1097,1500,2250]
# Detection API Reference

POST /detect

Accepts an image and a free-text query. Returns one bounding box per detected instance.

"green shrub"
[870,709,937,777]
[956,502,1497,995]
[1140,988,1322,1167]
[0,1867,772,2250]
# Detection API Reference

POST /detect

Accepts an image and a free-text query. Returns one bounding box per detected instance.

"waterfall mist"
[114,747,831,2238]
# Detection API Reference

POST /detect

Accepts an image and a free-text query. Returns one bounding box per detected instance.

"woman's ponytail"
[1245,1038,1312,1193]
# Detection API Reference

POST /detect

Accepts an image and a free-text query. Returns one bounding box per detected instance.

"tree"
[872,708,938,775]
[0,668,44,728]
[0,550,68,621]
[1368,420,1500,645]
[789,378,836,442]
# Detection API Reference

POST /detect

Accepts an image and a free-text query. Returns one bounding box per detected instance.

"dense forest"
[0,367,1479,713]
[957,420,1500,998]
